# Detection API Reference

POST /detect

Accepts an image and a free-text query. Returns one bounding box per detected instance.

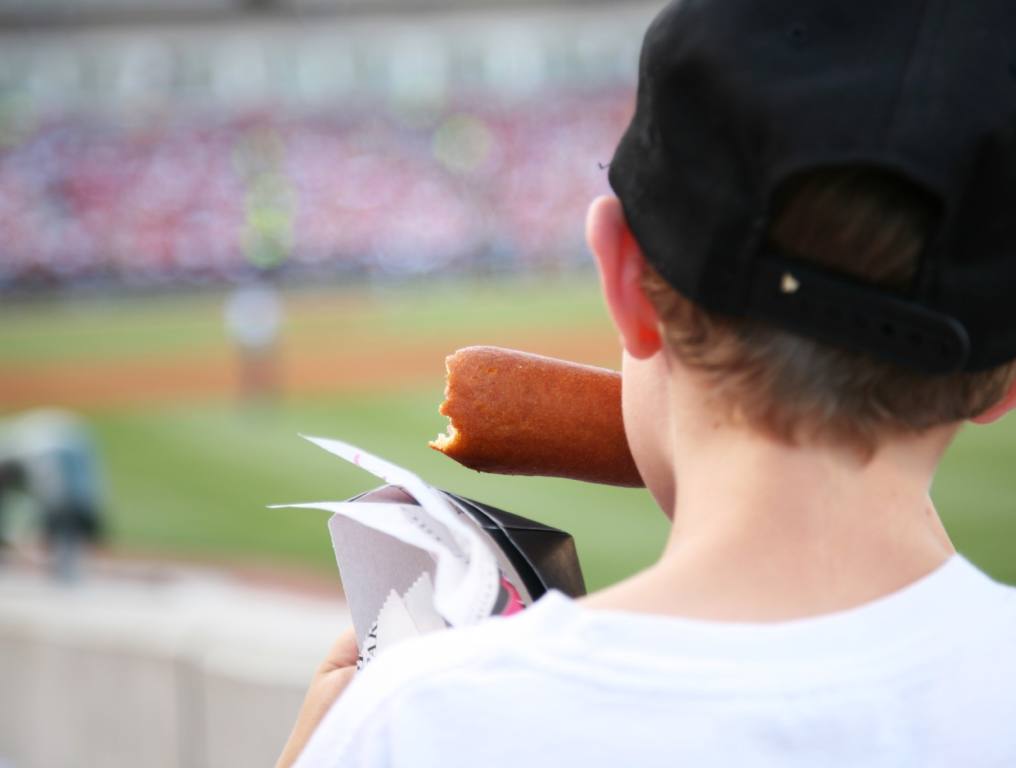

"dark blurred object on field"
[0,409,105,581]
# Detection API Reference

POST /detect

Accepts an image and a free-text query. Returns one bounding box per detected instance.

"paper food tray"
[276,436,585,666]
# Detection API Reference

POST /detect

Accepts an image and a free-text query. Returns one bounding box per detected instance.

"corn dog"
[430,346,643,487]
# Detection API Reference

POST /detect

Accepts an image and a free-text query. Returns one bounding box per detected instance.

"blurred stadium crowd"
[0,0,661,292]
[0,87,633,290]
[0,1,658,291]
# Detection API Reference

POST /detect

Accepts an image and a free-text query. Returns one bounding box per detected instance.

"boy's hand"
[276,627,359,768]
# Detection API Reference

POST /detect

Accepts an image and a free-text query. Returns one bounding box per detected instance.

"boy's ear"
[970,375,1016,425]
[585,196,662,359]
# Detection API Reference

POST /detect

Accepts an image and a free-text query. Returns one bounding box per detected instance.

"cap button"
[786,23,809,48]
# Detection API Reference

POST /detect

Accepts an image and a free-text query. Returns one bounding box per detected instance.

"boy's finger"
[318,626,359,673]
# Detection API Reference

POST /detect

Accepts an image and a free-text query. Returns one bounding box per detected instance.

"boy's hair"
[641,167,1016,452]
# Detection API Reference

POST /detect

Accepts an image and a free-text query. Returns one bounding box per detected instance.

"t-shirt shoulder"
[295,556,1016,766]
[293,598,574,766]
[331,554,1016,703]
[347,593,573,696]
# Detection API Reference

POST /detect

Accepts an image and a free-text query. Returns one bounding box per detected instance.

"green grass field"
[2,275,1015,590]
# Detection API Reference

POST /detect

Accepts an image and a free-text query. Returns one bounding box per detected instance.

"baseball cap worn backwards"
[609,0,1016,374]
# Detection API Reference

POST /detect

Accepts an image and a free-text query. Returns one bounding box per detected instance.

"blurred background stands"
[0,0,657,292]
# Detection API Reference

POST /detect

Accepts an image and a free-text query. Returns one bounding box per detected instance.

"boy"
[279,0,1016,764]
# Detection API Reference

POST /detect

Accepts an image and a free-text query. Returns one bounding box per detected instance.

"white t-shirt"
[297,555,1016,767]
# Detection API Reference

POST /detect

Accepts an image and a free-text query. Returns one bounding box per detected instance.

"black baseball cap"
[609,0,1016,374]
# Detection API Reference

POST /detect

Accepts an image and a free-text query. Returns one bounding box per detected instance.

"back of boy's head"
[609,0,1016,452]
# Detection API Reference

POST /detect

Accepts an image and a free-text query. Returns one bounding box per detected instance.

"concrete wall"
[0,569,349,768]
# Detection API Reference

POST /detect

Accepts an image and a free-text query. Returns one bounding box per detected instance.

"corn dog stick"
[430,346,644,487]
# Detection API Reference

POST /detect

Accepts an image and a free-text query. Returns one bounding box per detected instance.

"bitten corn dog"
[430,346,643,487]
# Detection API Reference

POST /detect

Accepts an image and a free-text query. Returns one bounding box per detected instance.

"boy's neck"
[586,393,957,622]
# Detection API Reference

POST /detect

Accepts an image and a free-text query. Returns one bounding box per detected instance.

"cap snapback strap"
[746,253,971,374]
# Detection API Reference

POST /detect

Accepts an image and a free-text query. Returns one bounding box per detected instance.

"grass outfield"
[2,276,1016,589]
[92,393,669,592]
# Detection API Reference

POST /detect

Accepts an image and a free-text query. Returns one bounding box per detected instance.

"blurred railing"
[0,565,348,768]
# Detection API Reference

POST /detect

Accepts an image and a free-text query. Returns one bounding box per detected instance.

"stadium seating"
[0,89,633,289]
